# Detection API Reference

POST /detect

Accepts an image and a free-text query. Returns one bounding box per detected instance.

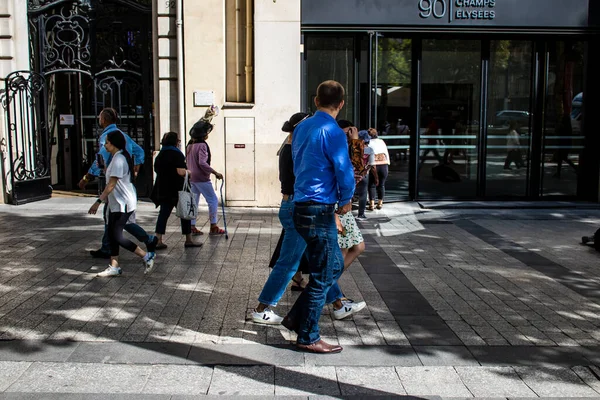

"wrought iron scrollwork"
[3,71,50,186]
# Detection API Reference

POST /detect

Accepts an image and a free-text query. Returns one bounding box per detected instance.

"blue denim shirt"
[87,124,145,176]
[292,111,355,205]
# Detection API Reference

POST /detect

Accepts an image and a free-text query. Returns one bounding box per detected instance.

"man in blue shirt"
[79,108,156,258]
[282,80,355,354]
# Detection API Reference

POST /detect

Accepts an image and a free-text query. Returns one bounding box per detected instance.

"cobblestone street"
[1,197,600,398]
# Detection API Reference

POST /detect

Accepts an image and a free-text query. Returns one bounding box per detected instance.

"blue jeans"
[101,205,152,253]
[258,198,343,307]
[287,202,345,345]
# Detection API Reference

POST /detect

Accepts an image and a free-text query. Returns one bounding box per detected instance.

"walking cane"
[219,179,229,239]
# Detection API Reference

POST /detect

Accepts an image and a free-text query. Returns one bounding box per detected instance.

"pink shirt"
[187,142,215,182]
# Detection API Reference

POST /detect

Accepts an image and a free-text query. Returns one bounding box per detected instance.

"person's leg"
[190,182,202,232]
[356,178,368,217]
[287,203,344,346]
[154,201,174,244]
[504,152,512,169]
[256,199,306,311]
[367,170,377,210]
[196,181,222,233]
[433,149,443,164]
[377,165,388,207]
[99,204,110,253]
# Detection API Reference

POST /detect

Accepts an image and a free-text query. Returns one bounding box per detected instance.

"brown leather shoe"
[296,340,343,354]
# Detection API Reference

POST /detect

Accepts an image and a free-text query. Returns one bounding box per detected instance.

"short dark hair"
[100,108,118,124]
[316,80,344,109]
[337,119,354,130]
[161,131,179,146]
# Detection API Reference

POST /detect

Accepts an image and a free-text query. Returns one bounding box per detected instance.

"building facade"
[0,0,598,205]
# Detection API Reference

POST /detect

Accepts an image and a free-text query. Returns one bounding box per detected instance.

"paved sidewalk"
[0,196,600,398]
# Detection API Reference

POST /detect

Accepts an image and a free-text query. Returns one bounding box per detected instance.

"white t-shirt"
[368,138,391,165]
[105,151,137,213]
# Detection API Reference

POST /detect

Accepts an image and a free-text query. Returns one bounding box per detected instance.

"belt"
[295,201,335,206]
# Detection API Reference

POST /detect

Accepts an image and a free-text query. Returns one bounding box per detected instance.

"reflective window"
[542,41,585,197]
[419,39,481,198]
[305,36,355,122]
[486,40,533,197]
[374,37,412,200]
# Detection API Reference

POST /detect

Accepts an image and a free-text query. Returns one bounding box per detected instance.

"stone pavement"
[1,196,600,398]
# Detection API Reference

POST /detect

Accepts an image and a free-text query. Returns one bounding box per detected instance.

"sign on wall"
[301,0,593,29]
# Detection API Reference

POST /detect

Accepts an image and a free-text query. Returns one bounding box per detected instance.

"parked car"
[494,110,531,127]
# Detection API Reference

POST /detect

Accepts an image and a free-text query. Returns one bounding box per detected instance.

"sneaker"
[143,252,156,275]
[333,298,366,320]
[97,265,122,277]
[146,235,158,252]
[356,214,367,221]
[90,249,111,259]
[252,308,284,325]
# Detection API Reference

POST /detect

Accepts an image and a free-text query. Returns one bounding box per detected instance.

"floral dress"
[337,212,364,249]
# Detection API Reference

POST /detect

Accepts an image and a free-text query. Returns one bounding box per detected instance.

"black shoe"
[90,249,110,259]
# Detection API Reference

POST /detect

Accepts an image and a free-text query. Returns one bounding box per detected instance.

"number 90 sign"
[419,0,447,19]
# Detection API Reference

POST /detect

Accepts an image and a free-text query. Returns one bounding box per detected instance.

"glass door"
[541,40,585,197]
[373,35,413,200]
[418,39,481,198]
[304,35,356,122]
[485,40,534,197]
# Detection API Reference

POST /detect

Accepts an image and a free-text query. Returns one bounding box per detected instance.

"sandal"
[184,242,203,248]
[291,277,305,292]
[191,227,204,236]
[209,226,226,235]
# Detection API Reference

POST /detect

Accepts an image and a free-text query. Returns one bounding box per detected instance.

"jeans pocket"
[294,214,316,238]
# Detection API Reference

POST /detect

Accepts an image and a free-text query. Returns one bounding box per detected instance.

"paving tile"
[305,345,420,367]
[337,366,406,396]
[0,361,31,391]
[455,366,537,397]
[513,366,599,397]
[469,346,591,367]
[396,366,472,397]
[187,343,303,366]
[413,345,479,366]
[66,341,191,364]
[207,365,274,396]
[275,366,339,396]
[6,362,152,393]
[0,340,80,362]
[141,365,212,395]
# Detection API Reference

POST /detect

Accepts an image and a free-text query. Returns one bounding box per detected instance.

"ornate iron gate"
[1,71,51,205]
[1,0,154,203]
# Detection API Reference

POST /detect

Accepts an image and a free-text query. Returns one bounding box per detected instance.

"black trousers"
[108,211,138,256]
[368,165,388,202]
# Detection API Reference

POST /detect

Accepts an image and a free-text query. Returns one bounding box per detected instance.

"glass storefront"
[303,33,595,201]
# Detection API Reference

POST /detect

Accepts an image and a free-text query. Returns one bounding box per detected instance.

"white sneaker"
[144,252,156,275]
[333,298,366,320]
[97,265,122,277]
[252,308,284,325]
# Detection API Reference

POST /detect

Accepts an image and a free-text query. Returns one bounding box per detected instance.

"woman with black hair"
[88,130,156,277]
[187,120,225,235]
[151,131,202,249]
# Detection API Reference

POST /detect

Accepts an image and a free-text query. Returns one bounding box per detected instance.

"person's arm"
[197,144,223,180]
[79,134,108,189]
[88,177,118,214]
[324,129,355,213]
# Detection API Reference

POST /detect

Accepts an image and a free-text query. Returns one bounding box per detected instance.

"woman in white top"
[504,120,524,170]
[88,131,156,277]
[367,128,390,210]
